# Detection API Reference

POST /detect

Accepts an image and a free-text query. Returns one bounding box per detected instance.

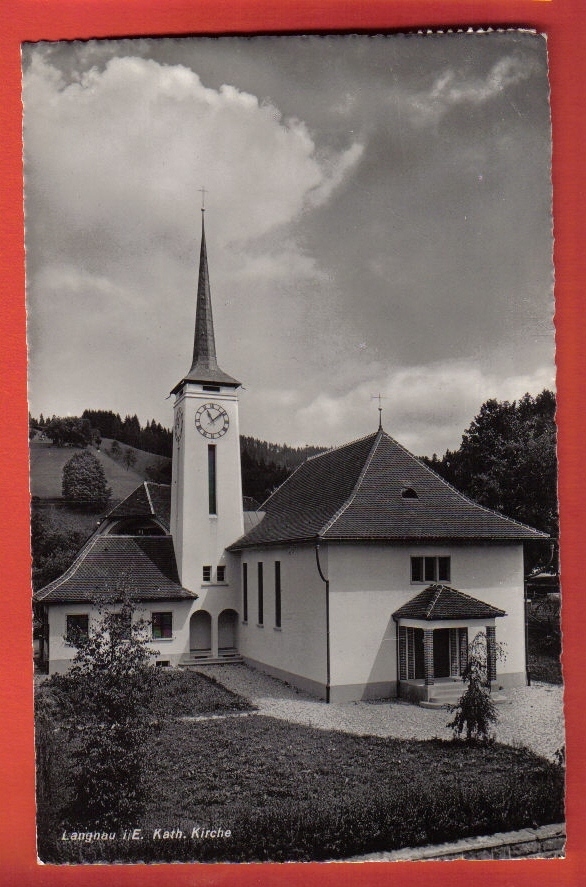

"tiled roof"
[106,482,171,530]
[392,585,506,621]
[229,429,548,549]
[34,535,195,604]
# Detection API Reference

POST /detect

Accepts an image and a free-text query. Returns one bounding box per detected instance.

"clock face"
[195,402,230,439]
[174,407,184,442]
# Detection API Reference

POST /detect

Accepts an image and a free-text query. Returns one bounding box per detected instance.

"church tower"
[170,208,243,594]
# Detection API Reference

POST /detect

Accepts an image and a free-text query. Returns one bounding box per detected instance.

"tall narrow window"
[274,561,281,628]
[208,444,217,514]
[242,563,248,622]
[258,562,264,625]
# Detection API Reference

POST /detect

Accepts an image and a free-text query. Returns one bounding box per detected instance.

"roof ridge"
[34,531,103,600]
[425,584,444,618]
[144,481,154,514]
[305,430,379,464]
[381,431,548,538]
[319,430,383,537]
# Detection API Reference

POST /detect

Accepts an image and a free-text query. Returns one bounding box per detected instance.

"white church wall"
[45,599,199,674]
[238,545,328,697]
[326,542,526,700]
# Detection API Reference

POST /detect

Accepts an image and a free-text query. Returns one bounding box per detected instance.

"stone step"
[420,692,508,710]
[180,655,243,667]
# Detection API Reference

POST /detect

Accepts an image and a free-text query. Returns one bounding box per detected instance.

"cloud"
[23,54,363,257]
[405,55,539,126]
[288,359,555,454]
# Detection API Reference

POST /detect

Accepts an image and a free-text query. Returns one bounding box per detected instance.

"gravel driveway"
[196,663,565,761]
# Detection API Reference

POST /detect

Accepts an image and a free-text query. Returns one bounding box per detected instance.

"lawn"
[37,673,564,864]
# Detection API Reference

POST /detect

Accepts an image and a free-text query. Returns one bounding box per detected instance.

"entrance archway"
[190,610,211,655]
[218,609,238,652]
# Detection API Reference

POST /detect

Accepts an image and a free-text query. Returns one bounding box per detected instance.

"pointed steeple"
[172,209,240,393]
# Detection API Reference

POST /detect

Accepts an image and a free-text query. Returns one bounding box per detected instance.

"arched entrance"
[190,610,211,656]
[218,609,238,653]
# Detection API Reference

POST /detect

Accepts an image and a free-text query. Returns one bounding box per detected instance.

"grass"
[29,438,169,500]
[147,669,254,717]
[37,673,564,864]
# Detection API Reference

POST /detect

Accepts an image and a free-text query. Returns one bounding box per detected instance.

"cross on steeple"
[198,186,207,211]
[371,393,386,431]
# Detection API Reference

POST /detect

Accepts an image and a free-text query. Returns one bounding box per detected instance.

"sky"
[22,32,554,456]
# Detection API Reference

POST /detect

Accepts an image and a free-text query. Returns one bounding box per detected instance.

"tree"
[62,450,111,508]
[422,391,557,572]
[122,447,137,471]
[30,509,88,590]
[45,416,93,448]
[39,595,163,830]
[447,632,504,744]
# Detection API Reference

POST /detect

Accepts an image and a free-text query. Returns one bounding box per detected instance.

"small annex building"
[34,210,549,703]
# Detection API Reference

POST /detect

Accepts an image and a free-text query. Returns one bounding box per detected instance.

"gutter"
[315,539,331,704]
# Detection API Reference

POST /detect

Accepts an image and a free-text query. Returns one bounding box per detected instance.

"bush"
[448,632,504,743]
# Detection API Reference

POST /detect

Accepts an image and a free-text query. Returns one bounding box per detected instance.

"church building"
[34,211,548,705]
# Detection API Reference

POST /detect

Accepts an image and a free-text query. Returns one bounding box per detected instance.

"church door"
[190,610,211,654]
[218,609,238,651]
[433,629,451,678]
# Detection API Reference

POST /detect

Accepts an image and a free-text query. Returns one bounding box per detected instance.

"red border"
[2,2,585,885]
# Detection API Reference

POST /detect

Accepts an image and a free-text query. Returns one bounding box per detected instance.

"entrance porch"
[393,584,507,706]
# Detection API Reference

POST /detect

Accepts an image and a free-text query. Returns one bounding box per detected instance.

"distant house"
[34,212,548,704]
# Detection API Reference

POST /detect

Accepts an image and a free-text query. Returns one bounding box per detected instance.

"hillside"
[29,439,169,500]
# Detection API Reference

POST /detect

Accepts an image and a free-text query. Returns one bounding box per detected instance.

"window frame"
[203,565,212,582]
[217,565,226,583]
[242,562,248,623]
[151,611,173,640]
[274,560,281,629]
[410,555,451,584]
[257,562,264,626]
[66,613,89,644]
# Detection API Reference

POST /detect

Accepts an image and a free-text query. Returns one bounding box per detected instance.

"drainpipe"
[315,540,331,703]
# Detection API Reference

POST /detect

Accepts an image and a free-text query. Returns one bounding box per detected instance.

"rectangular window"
[424,556,436,582]
[275,561,281,628]
[203,385,221,392]
[66,614,89,643]
[152,612,173,639]
[242,563,248,622]
[203,565,212,582]
[438,556,451,582]
[258,562,264,625]
[208,444,217,514]
[217,565,226,582]
[410,557,423,582]
[411,556,451,583]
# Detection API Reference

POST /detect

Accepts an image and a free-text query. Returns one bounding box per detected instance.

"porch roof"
[392,584,506,621]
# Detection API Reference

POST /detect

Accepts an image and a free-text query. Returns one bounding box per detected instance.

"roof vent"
[401,487,418,499]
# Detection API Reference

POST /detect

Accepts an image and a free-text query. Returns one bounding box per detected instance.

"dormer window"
[402,487,418,499]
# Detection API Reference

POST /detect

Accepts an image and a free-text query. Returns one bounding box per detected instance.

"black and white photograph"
[25,32,564,864]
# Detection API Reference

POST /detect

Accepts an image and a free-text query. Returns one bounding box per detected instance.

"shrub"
[448,632,504,744]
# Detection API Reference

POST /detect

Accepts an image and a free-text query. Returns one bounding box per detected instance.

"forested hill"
[28,411,327,507]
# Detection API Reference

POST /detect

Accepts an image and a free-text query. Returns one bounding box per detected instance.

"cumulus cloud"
[289,360,555,454]
[405,55,539,126]
[23,54,363,255]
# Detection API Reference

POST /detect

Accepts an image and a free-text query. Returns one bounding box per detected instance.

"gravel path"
[195,663,565,761]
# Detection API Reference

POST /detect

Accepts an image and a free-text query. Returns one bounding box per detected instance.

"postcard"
[3,3,585,886]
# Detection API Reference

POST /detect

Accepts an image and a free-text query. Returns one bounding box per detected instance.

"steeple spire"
[172,206,240,394]
[190,210,217,372]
